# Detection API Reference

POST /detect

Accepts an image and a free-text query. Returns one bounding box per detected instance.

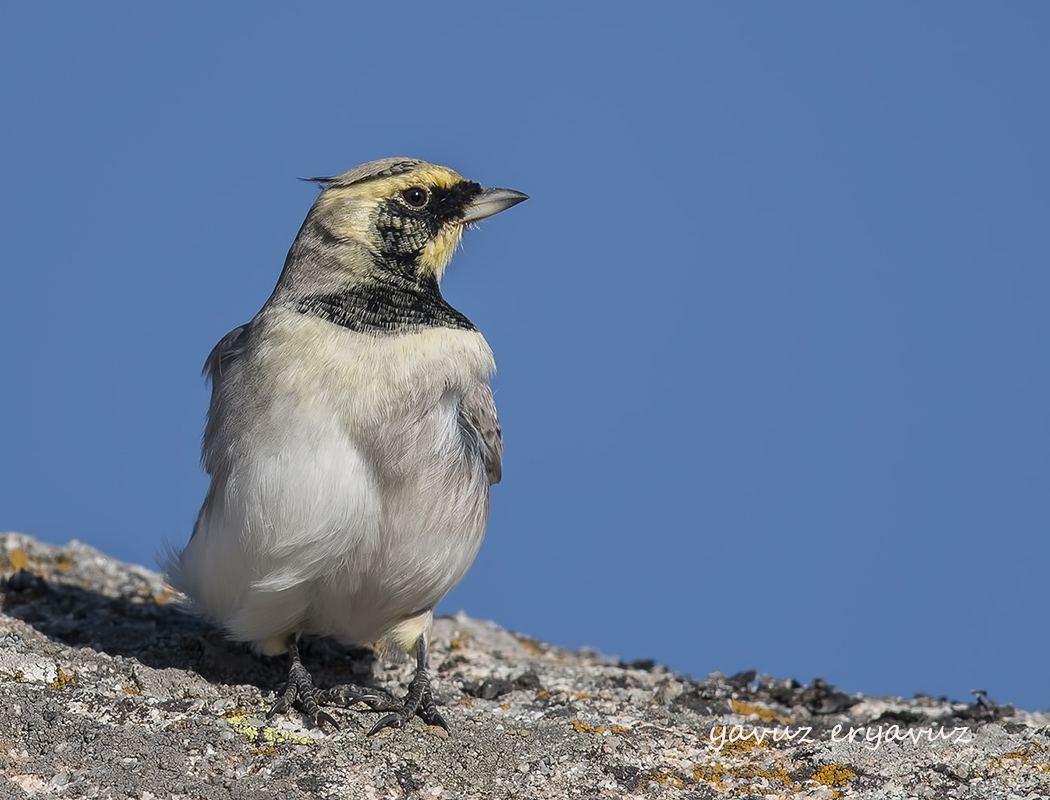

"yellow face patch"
[419,224,465,279]
[311,163,472,280]
[382,164,470,280]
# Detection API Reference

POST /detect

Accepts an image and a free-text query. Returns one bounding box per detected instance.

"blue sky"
[2,4,1047,712]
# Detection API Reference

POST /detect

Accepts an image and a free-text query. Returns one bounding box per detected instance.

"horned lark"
[165,158,527,734]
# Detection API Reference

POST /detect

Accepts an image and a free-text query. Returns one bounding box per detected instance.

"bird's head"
[283,158,527,292]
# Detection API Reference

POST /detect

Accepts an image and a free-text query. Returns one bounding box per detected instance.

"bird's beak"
[460,187,529,223]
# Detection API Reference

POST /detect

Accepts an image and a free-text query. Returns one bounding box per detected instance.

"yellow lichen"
[448,630,473,652]
[515,635,545,656]
[732,763,793,786]
[991,741,1050,772]
[644,768,689,789]
[695,759,797,792]
[535,688,594,703]
[2,548,77,577]
[694,761,726,786]
[49,669,76,690]
[813,764,856,788]
[224,712,314,745]
[571,720,628,735]
[731,700,791,724]
[715,737,773,757]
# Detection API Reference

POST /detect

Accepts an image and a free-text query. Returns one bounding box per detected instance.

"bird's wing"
[203,324,250,383]
[460,382,503,485]
[199,324,251,480]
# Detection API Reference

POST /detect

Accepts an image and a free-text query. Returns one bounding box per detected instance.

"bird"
[164,157,527,734]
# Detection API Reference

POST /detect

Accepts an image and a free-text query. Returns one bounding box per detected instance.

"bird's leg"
[318,637,448,734]
[368,636,448,734]
[266,636,339,731]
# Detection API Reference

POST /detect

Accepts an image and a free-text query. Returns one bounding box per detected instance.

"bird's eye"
[401,187,429,208]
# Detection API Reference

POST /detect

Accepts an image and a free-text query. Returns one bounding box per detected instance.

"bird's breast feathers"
[254,306,495,429]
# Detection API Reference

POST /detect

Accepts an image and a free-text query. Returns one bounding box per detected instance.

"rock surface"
[0,532,1047,799]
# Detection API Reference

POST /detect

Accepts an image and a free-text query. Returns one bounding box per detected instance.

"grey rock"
[1,532,1048,799]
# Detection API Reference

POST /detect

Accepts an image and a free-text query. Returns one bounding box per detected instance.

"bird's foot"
[368,669,448,735]
[267,640,339,731]
[318,635,449,735]
[318,677,448,735]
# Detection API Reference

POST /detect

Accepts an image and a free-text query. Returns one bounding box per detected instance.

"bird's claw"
[368,712,405,736]
[267,641,341,731]
[364,678,448,735]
